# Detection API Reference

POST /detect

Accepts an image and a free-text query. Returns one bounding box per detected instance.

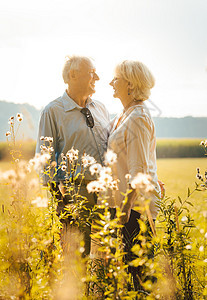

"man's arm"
[36,109,57,184]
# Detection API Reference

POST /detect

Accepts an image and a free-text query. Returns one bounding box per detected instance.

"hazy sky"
[0,0,207,117]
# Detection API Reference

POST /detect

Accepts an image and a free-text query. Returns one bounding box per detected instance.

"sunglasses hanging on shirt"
[80,108,94,128]
[80,107,103,166]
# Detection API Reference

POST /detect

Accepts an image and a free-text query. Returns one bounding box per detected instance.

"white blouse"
[108,103,161,219]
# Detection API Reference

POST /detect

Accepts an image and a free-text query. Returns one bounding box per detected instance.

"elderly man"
[36,55,110,255]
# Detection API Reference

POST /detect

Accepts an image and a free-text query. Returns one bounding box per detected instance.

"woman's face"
[109,73,129,100]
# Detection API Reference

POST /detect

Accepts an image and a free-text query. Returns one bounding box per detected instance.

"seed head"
[5,131,11,137]
[16,113,23,122]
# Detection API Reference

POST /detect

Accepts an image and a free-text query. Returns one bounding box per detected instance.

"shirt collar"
[61,91,95,112]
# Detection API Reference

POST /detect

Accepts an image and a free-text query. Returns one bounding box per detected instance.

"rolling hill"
[1,100,207,141]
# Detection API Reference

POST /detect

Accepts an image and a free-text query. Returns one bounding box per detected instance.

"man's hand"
[120,202,132,224]
[58,181,66,196]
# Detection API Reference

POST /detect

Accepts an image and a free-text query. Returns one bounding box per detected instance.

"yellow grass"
[157,157,207,198]
[157,157,207,226]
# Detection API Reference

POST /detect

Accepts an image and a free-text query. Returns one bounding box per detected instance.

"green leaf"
[186,201,193,207]
[178,196,182,204]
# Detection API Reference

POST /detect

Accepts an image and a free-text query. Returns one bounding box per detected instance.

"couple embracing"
[36,55,164,289]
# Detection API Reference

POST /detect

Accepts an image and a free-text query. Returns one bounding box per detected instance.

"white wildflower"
[66,147,79,162]
[205,232,207,239]
[32,196,48,208]
[29,152,51,171]
[40,145,47,151]
[48,137,53,143]
[131,173,153,193]
[40,136,45,141]
[204,259,207,263]
[125,174,132,180]
[8,116,14,125]
[8,119,14,125]
[186,244,192,250]
[99,172,113,185]
[27,165,31,173]
[200,229,205,234]
[87,181,98,193]
[31,238,37,243]
[100,167,112,176]
[39,152,51,164]
[18,170,26,180]
[87,180,106,193]
[29,178,39,189]
[61,165,67,172]
[108,179,119,190]
[17,117,23,122]
[2,169,17,182]
[104,149,117,165]
[199,245,204,252]
[79,247,85,253]
[49,147,54,152]
[16,113,22,118]
[181,216,188,222]
[203,211,207,218]
[89,163,102,175]
[82,154,96,167]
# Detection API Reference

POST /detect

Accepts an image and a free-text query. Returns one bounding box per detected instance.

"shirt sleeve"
[125,113,152,180]
[125,114,161,219]
[36,109,57,184]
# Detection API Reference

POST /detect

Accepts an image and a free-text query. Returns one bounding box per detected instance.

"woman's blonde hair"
[115,60,155,101]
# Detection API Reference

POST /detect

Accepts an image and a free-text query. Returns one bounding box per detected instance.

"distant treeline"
[156,139,205,158]
[0,139,206,161]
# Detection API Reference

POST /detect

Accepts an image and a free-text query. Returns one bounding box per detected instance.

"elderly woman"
[108,60,162,289]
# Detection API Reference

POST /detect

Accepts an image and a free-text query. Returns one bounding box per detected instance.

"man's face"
[77,59,99,97]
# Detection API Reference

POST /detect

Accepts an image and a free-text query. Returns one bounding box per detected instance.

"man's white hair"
[62,55,92,84]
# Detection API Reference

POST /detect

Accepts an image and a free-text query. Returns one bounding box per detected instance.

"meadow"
[1,157,206,206]
[157,157,207,204]
[1,135,207,298]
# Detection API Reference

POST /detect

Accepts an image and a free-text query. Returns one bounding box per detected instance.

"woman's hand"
[158,180,165,199]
